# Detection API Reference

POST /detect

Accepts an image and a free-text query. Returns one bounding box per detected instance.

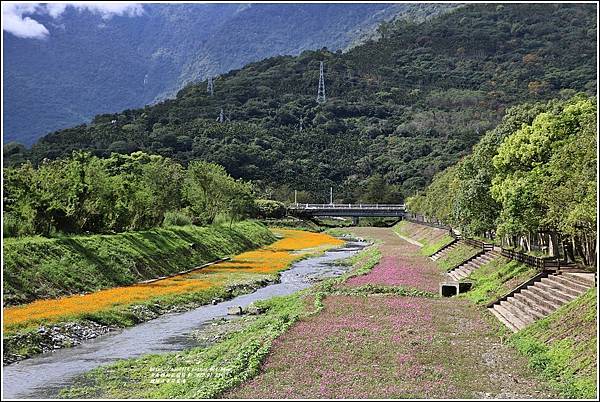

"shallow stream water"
[3,240,367,399]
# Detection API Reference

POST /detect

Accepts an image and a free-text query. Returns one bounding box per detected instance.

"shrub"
[162,211,193,227]
[3,212,34,238]
[254,199,287,219]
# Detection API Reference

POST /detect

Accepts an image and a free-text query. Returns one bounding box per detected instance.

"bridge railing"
[288,203,406,210]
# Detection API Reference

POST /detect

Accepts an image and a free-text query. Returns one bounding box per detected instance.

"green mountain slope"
[3,3,455,145]
[7,3,597,202]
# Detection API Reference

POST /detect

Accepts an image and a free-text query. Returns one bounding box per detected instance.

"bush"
[254,199,287,219]
[162,211,193,227]
[3,212,34,238]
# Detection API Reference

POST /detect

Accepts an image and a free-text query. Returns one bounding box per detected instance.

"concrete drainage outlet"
[440,281,472,297]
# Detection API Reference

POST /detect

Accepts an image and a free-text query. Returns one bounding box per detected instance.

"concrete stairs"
[489,271,596,332]
[429,240,459,261]
[447,251,495,281]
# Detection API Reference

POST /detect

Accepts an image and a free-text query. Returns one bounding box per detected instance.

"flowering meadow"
[344,227,443,293]
[344,255,440,293]
[227,227,553,399]
[3,229,343,331]
[227,294,550,399]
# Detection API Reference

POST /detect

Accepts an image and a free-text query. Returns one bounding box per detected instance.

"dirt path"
[225,227,554,399]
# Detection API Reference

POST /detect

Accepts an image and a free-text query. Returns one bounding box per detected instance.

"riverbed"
[2,240,367,399]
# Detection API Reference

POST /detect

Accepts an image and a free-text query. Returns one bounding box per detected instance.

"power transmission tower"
[216,108,230,123]
[207,76,214,96]
[316,61,326,104]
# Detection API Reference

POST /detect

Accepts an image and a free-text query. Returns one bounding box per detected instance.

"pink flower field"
[226,228,553,399]
[344,255,439,293]
[226,295,549,399]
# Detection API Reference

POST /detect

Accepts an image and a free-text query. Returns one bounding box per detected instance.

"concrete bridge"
[287,203,406,223]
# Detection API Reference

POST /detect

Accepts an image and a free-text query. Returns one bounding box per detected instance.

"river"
[2,239,367,399]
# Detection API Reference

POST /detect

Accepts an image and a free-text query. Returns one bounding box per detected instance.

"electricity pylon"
[207,76,214,96]
[216,108,230,123]
[316,61,326,104]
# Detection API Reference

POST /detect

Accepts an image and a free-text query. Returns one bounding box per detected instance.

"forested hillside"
[5,3,597,203]
[4,3,455,145]
[407,95,597,266]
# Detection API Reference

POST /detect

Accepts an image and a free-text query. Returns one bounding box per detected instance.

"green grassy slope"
[461,257,538,305]
[3,221,275,306]
[393,221,454,255]
[511,289,597,398]
[434,242,480,271]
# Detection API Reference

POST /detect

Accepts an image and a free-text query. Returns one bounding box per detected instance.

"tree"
[491,97,596,257]
[453,100,553,236]
[184,161,238,224]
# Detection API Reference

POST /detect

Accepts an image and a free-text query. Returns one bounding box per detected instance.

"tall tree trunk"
[563,236,576,263]
[573,234,588,266]
[549,232,560,258]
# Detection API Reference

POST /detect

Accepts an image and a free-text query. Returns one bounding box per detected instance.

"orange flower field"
[3,229,344,331]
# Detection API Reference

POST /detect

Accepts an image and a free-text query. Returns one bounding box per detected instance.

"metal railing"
[288,203,406,210]
[405,211,569,271]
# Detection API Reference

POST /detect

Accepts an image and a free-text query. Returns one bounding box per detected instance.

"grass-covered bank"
[3,229,343,364]
[60,245,383,398]
[434,242,480,271]
[459,257,537,305]
[510,289,597,399]
[393,221,454,256]
[3,221,275,306]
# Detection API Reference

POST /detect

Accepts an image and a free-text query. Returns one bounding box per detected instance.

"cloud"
[46,3,144,19]
[2,2,144,39]
[2,4,49,39]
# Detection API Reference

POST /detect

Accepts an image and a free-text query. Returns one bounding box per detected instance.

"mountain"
[6,3,597,203]
[3,3,457,145]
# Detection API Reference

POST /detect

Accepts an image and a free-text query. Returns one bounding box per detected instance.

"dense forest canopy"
[4,3,597,204]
